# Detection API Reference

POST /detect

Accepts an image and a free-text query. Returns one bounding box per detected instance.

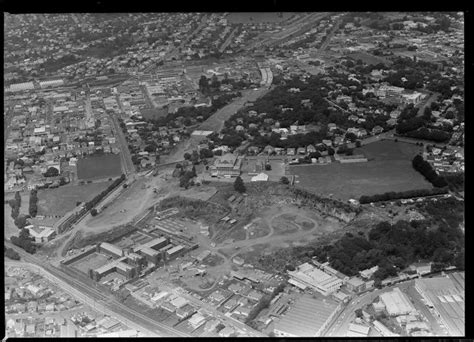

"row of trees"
[412,155,448,188]
[84,174,126,211]
[246,282,286,325]
[359,187,448,204]
[29,189,38,217]
[9,191,21,220]
[404,127,452,143]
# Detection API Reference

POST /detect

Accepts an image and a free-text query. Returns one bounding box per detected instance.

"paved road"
[5,243,190,337]
[108,112,135,175]
[219,26,239,53]
[318,17,343,52]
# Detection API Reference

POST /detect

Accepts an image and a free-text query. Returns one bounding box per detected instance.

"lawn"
[347,51,392,66]
[226,12,296,24]
[290,141,431,201]
[77,154,122,181]
[37,181,113,216]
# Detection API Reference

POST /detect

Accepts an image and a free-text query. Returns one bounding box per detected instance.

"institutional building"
[210,153,242,177]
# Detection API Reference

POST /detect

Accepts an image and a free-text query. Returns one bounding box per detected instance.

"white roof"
[348,323,370,335]
[251,173,269,182]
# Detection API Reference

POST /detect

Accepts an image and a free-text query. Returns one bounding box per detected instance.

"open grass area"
[271,216,300,235]
[77,154,122,180]
[37,181,113,216]
[71,252,110,274]
[290,141,431,201]
[347,51,392,66]
[248,219,271,239]
[226,12,296,24]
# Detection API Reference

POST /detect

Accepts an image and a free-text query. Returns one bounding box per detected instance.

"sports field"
[290,141,431,201]
[77,154,122,180]
[37,181,113,216]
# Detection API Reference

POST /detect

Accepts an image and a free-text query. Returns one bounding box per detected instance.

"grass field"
[347,51,392,66]
[71,252,110,274]
[37,181,113,216]
[77,154,122,181]
[290,141,431,201]
[226,12,296,24]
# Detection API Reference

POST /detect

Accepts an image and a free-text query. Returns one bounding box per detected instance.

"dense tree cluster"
[443,173,464,192]
[5,247,20,260]
[11,228,37,254]
[43,166,59,178]
[412,155,448,187]
[29,189,38,217]
[359,187,448,204]
[404,127,452,143]
[312,215,464,282]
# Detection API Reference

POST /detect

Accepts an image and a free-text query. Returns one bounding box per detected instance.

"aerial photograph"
[4,12,465,338]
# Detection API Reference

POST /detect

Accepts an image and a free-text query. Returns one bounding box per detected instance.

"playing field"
[37,181,113,216]
[71,252,110,274]
[290,141,432,201]
[77,154,122,180]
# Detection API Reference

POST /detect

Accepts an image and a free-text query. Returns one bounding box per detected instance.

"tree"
[355,140,362,148]
[280,176,290,185]
[44,166,59,177]
[234,176,246,193]
[198,76,209,92]
[183,152,191,160]
[90,208,98,216]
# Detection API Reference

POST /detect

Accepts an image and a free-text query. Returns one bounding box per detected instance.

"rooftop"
[275,295,338,337]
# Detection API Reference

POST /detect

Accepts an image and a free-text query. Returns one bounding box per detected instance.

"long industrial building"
[415,273,465,336]
[288,262,343,296]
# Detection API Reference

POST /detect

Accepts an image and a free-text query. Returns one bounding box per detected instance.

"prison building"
[99,242,124,258]
[92,257,137,282]
[134,237,169,264]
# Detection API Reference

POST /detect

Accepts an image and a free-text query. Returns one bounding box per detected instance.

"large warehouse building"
[288,262,343,296]
[274,295,340,337]
[379,287,417,317]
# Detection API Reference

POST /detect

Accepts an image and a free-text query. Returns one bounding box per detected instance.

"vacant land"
[140,107,168,121]
[226,12,296,24]
[347,51,392,66]
[272,217,300,235]
[290,141,431,201]
[77,154,122,180]
[37,181,113,216]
